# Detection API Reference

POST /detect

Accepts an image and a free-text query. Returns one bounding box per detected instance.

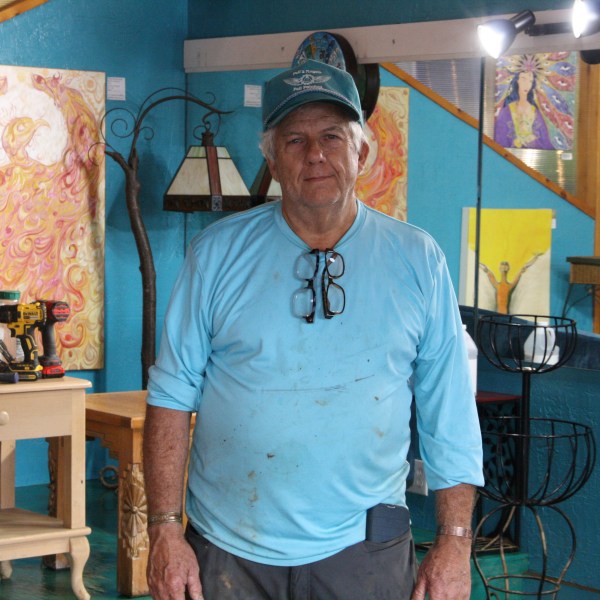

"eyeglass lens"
[293,250,319,323]
[323,251,345,318]
[293,249,345,322]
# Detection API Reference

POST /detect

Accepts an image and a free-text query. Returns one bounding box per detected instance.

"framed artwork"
[493,52,577,152]
[0,65,105,369]
[459,208,553,316]
[356,87,409,222]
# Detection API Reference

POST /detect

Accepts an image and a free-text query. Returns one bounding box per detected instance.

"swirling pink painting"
[0,65,105,370]
[356,87,409,222]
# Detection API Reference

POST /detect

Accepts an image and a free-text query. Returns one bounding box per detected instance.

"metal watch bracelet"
[436,525,473,539]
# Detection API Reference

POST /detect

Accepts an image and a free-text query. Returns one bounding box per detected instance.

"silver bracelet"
[147,511,183,527]
[436,525,473,539]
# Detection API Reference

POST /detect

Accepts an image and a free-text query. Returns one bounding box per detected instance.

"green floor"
[2,480,599,599]
[3,479,150,600]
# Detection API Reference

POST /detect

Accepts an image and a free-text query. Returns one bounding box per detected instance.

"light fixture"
[477,10,536,58]
[250,160,282,203]
[573,0,600,37]
[164,129,253,213]
[102,88,257,387]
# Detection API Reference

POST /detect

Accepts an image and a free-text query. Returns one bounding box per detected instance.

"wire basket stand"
[474,314,596,599]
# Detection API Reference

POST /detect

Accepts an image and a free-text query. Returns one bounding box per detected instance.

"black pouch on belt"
[365,504,411,543]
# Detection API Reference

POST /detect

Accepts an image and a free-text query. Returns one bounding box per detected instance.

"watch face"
[292,31,380,121]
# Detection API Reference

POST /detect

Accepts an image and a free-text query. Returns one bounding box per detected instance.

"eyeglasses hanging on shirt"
[293,249,345,323]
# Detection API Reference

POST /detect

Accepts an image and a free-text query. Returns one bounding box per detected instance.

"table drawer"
[0,391,78,440]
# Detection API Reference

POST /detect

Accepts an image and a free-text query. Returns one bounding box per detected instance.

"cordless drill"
[0,302,45,380]
[36,299,69,378]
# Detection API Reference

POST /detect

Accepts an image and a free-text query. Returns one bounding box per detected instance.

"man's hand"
[147,523,203,600]
[411,534,472,600]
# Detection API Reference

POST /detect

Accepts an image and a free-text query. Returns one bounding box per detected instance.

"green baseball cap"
[262,59,363,131]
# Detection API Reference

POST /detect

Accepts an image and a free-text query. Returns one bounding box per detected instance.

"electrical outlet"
[407,459,428,496]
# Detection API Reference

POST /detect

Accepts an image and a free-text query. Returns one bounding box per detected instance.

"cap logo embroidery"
[283,73,331,87]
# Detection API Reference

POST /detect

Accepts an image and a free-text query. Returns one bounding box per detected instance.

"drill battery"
[0,300,69,380]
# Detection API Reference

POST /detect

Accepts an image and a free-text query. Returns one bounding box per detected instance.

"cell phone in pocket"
[365,503,410,543]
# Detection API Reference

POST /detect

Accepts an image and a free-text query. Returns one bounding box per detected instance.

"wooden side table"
[564,256,600,333]
[85,391,195,597]
[0,376,92,600]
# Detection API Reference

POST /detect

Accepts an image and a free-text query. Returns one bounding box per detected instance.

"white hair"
[259,108,367,162]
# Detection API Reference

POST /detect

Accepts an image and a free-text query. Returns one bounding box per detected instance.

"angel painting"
[459,208,553,317]
[494,53,577,151]
[479,254,542,314]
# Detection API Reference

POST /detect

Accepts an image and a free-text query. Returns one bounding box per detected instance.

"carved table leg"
[118,462,149,596]
[69,536,91,600]
[85,392,195,597]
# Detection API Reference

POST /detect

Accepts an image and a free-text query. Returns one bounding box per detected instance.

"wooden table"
[0,377,92,600]
[567,255,600,285]
[85,391,195,597]
[565,256,600,333]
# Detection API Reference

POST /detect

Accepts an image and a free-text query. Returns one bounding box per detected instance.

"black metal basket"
[480,416,596,506]
[477,314,577,375]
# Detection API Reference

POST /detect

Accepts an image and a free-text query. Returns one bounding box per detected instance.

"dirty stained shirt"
[146,199,484,567]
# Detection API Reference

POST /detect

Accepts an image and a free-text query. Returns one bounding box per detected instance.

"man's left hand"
[410,534,472,599]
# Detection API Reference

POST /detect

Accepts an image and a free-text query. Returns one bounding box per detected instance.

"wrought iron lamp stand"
[473,314,595,598]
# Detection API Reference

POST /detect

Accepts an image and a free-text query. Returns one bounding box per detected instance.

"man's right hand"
[147,523,203,600]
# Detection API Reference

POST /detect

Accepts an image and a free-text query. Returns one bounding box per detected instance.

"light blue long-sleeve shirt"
[147,199,484,566]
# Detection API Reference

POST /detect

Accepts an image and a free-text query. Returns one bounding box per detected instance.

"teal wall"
[4,0,599,591]
[386,65,595,330]
[189,0,569,38]
[185,66,596,331]
[2,0,189,484]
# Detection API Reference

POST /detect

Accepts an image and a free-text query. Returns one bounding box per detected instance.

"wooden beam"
[575,59,600,333]
[185,9,600,73]
[576,60,600,218]
[0,0,47,23]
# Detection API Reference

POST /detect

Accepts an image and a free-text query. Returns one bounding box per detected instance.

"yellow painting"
[459,208,553,316]
[0,65,105,369]
[356,87,408,222]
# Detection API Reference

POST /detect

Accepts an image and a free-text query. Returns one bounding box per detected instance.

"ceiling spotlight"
[477,10,536,58]
[573,0,600,37]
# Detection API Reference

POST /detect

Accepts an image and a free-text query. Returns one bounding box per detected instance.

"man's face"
[267,102,368,214]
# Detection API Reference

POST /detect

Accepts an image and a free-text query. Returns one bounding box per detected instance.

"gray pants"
[185,524,418,600]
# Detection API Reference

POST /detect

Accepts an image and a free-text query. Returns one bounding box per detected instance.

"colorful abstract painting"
[494,53,577,151]
[0,65,105,369]
[356,87,408,221]
[459,208,553,316]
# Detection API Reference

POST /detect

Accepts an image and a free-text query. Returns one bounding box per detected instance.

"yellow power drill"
[0,301,45,380]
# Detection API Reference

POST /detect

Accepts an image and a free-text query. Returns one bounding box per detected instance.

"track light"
[477,10,536,58]
[572,0,600,37]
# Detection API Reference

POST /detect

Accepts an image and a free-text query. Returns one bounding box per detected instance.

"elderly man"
[143,59,483,600]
